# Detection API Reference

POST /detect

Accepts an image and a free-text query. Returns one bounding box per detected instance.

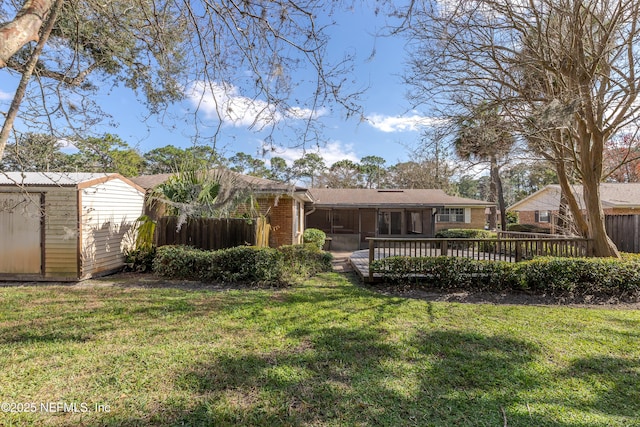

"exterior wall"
[435,207,486,233]
[267,196,296,247]
[80,178,145,278]
[517,207,640,233]
[306,206,487,250]
[517,210,554,230]
[44,188,80,279]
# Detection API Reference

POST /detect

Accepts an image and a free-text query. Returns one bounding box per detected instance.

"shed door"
[0,193,42,274]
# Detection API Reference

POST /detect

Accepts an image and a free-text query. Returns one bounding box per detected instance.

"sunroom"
[305,188,492,251]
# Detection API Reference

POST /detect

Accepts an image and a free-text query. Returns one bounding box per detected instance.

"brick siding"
[435,207,486,233]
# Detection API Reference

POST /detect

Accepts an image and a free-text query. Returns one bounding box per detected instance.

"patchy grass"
[0,273,639,426]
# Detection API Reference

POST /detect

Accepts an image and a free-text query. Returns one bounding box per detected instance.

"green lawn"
[0,272,638,426]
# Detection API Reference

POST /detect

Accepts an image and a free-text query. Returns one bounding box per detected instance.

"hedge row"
[152,244,333,286]
[371,255,640,300]
[435,228,496,239]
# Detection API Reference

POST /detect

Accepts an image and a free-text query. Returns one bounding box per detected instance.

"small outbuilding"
[0,172,145,281]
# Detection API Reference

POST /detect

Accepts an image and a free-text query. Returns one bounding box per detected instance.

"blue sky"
[0,4,435,169]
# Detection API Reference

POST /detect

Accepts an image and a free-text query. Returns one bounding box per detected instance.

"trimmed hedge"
[303,228,327,250]
[507,223,551,234]
[435,228,496,239]
[371,255,640,300]
[279,244,333,279]
[152,244,333,286]
[434,228,498,252]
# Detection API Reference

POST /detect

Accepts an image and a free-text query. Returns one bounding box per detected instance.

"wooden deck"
[348,250,372,281]
[349,236,593,282]
[348,248,516,282]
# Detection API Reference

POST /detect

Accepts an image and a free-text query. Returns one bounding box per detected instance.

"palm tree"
[454,104,514,230]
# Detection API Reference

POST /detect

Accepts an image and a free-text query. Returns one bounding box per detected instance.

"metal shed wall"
[0,186,79,280]
[79,178,145,279]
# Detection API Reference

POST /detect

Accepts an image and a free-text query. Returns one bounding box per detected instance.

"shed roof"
[307,188,493,208]
[0,172,143,191]
[508,183,640,211]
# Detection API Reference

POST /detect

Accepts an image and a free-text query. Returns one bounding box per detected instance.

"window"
[406,211,423,234]
[378,210,402,235]
[436,207,465,223]
[535,210,550,223]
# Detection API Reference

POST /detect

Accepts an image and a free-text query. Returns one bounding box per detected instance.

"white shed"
[0,172,145,281]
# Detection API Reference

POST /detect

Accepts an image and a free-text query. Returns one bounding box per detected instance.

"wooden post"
[440,239,448,257]
[368,238,375,282]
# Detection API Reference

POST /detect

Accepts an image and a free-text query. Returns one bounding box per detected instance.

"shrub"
[303,228,326,250]
[212,246,285,284]
[435,229,495,239]
[506,223,551,234]
[279,244,333,281]
[434,228,497,252]
[153,244,333,286]
[152,246,214,281]
[514,257,640,298]
[372,255,640,300]
[372,256,517,290]
[124,247,157,273]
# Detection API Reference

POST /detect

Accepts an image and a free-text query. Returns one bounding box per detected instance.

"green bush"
[514,257,640,298]
[212,246,285,284]
[124,247,157,273]
[303,228,326,250]
[372,255,640,300]
[506,223,551,234]
[153,244,333,286]
[434,228,497,252]
[152,246,214,281]
[435,228,495,239]
[279,244,333,281]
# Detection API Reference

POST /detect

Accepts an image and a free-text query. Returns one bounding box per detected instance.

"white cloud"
[366,113,441,133]
[187,81,324,129]
[0,90,13,101]
[269,141,359,167]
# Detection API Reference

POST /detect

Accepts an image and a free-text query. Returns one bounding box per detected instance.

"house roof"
[508,183,640,211]
[131,170,312,201]
[307,188,493,208]
[0,172,144,192]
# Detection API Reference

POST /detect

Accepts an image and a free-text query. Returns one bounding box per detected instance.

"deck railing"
[367,236,592,282]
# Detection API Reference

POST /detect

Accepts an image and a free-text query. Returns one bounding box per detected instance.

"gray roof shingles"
[307,188,493,208]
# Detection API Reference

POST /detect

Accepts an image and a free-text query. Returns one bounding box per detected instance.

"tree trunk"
[0,0,54,67]
[582,171,620,257]
[488,158,497,230]
[491,157,507,231]
[556,188,568,235]
[578,122,619,257]
[0,0,62,161]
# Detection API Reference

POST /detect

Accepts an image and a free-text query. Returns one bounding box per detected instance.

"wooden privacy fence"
[155,216,270,250]
[367,236,592,282]
[605,215,640,253]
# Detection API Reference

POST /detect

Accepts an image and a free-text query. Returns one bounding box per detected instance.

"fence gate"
[605,215,640,253]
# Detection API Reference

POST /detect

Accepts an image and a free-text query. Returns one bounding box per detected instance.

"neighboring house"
[132,171,313,247]
[0,172,145,281]
[305,188,494,251]
[508,183,640,233]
